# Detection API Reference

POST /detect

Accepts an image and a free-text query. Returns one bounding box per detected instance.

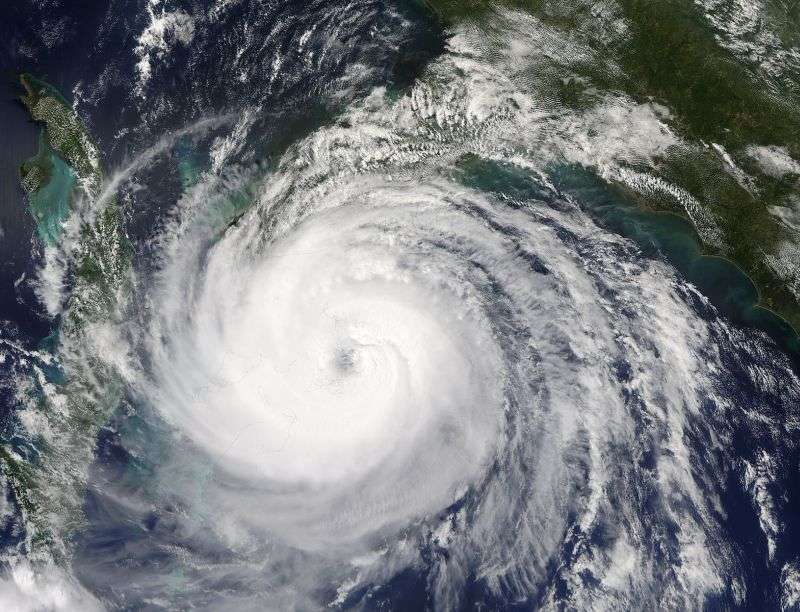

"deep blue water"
[2,2,800,610]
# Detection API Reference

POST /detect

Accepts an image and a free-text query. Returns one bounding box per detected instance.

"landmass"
[421,0,800,334]
[1,74,130,562]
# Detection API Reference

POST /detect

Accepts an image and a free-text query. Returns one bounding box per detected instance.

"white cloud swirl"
[146,184,509,549]
[55,9,800,608]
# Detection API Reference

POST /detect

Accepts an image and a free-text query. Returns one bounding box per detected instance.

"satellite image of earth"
[2,0,800,610]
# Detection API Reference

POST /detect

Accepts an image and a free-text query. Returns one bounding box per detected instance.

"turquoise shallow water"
[458,157,800,369]
[554,165,800,368]
[27,136,76,245]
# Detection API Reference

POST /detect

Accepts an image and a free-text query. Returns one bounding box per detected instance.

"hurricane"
[3,0,800,610]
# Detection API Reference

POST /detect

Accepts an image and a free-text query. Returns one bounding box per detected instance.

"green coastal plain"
[421,0,800,344]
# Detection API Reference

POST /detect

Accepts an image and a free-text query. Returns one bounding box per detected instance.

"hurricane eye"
[333,347,357,373]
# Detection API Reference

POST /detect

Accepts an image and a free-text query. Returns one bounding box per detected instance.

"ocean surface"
[1,1,800,610]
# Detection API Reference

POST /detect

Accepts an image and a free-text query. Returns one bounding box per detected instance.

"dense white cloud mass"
[148,187,508,548]
[0,562,102,612]
[5,3,800,610]
[86,13,796,608]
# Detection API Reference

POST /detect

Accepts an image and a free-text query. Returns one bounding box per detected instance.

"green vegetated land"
[1,74,131,561]
[18,72,129,327]
[420,0,800,335]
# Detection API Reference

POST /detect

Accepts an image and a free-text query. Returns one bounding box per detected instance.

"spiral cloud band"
[104,15,800,608]
[149,184,513,547]
[6,2,800,610]
[140,165,755,600]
